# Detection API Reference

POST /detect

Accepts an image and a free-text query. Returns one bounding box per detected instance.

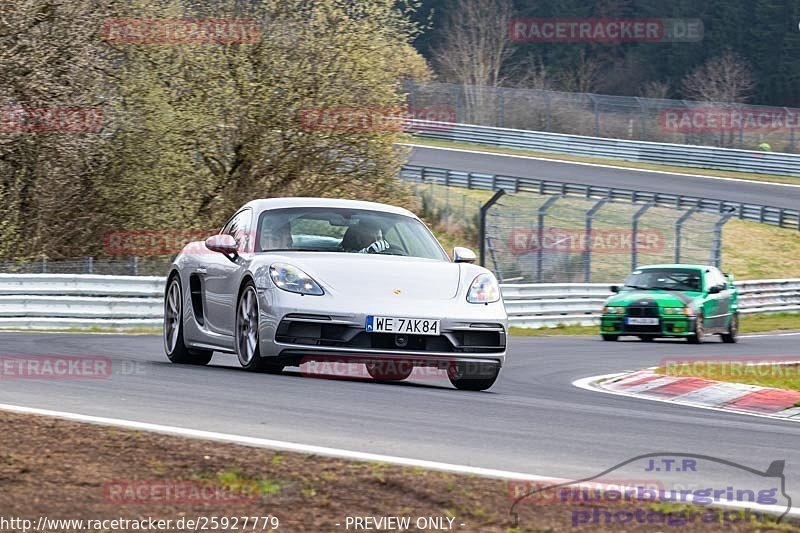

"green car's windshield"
[256,207,448,261]
[624,268,703,292]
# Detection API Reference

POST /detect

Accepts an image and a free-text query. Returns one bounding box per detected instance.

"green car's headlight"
[269,263,324,296]
[603,306,626,315]
[662,307,693,316]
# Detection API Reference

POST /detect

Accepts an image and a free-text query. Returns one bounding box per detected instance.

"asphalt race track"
[405,145,800,210]
[2,332,799,503]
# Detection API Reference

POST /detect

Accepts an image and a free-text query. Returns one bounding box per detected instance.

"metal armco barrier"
[0,274,163,329]
[399,165,800,231]
[0,275,797,330]
[503,279,800,328]
[407,120,800,177]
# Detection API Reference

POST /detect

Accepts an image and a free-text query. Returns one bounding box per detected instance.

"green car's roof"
[634,264,710,270]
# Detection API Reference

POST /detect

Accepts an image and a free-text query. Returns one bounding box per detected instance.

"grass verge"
[0,410,794,532]
[405,138,800,186]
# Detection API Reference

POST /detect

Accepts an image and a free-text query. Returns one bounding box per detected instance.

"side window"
[705,269,727,291]
[222,209,252,252]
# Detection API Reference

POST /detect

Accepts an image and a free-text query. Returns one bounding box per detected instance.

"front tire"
[687,313,705,344]
[447,362,500,391]
[164,276,213,365]
[235,281,284,374]
[721,312,739,344]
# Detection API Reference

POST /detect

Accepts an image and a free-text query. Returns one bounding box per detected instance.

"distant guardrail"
[407,119,800,178]
[399,164,800,231]
[503,279,800,328]
[0,275,797,330]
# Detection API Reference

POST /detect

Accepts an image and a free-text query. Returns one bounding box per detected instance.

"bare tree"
[640,81,671,100]
[431,0,515,124]
[682,51,755,103]
[555,50,602,94]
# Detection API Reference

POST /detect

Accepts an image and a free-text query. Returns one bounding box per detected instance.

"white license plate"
[366,316,440,336]
[626,317,660,326]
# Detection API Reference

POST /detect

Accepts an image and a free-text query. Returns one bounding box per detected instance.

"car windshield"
[624,268,703,292]
[256,207,448,261]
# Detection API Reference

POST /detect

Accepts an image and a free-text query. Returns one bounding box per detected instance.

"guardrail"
[399,164,800,231]
[0,275,797,330]
[407,119,800,178]
[503,279,800,328]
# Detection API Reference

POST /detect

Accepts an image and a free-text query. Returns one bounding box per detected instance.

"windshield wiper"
[263,248,333,252]
[624,284,650,290]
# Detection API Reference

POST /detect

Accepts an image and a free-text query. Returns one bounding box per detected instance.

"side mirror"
[708,285,723,295]
[205,234,238,255]
[610,285,620,293]
[453,247,477,263]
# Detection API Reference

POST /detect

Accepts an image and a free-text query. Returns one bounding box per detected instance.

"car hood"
[605,289,701,307]
[262,253,463,300]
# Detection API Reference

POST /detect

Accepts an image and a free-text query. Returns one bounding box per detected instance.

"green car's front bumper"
[600,314,698,337]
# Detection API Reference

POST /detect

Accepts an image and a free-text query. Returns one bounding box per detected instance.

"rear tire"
[447,362,500,391]
[164,275,213,365]
[687,314,705,344]
[366,361,413,381]
[602,334,619,342]
[721,312,739,344]
[235,281,284,374]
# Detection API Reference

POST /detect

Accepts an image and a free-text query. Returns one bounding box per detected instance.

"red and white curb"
[575,369,800,421]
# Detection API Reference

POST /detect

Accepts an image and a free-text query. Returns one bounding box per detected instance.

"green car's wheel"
[721,312,739,344]
[687,313,704,344]
[602,334,619,342]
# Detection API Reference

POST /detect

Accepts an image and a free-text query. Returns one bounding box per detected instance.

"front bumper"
[600,315,697,337]
[257,288,508,366]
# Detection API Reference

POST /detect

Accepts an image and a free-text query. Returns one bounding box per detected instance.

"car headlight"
[467,273,500,304]
[603,306,626,315]
[269,263,324,296]
[662,307,693,316]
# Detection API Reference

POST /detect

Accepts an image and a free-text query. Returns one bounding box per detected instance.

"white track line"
[573,374,800,424]
[402,143,800,190]
[0,401,797,519]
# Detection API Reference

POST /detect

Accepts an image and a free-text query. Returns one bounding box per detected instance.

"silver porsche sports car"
[164,198,507,391]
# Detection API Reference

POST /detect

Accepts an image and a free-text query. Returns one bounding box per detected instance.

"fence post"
[479,189,506,267]
[585,199,609,283]
[536,196,562,283]
[42,258,47,274]
[675,207,700,263]
[85,256,94,274]
[130,256,139,276]
[711,212,735,268]
[632,202,655,270]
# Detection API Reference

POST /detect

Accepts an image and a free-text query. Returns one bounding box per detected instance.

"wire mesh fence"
[405,81,800,153]
[0,258,172,276]
[484,193,728,283]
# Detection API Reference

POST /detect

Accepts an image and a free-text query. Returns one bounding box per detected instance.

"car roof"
[242,197,419,219]
[636,264,713,271]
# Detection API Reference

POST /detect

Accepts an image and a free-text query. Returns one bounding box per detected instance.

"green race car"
[600,264,739,343]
